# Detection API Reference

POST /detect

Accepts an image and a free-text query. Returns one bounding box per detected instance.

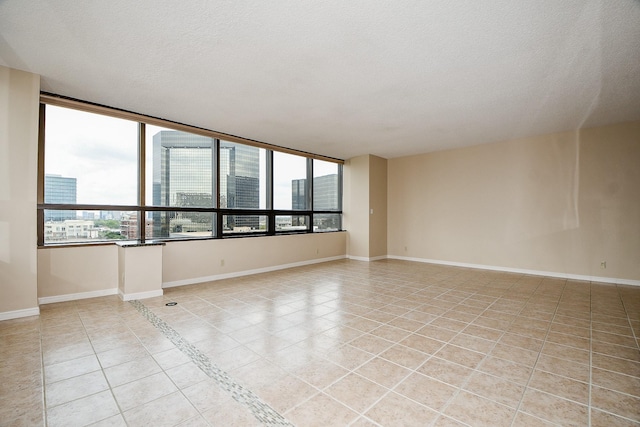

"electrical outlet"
[600,261,606,269]
[220,259,225,267]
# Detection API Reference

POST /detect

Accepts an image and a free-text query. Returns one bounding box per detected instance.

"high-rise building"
[292,174,340,230]
[291,174,338,210]
[152,131,260,237]
[44,174,77,221]
[313,174,339,210]
[219,142,260,230]
[291,178,307,210]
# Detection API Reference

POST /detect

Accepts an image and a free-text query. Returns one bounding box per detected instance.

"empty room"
[1,1,639,426]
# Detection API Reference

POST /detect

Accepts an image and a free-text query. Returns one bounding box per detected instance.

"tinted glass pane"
[219,141,265,209]
[276,215,310,231]
[44,210,137,243]
[146,126,214,207]
[222,215,267,234]
[313,160,340,211]
[45,106,137,205]
[147,211,215,239]
[273,152,307,210]
[313,213,341,232]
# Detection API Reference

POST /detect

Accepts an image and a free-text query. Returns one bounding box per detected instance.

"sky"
[45,105,338,211]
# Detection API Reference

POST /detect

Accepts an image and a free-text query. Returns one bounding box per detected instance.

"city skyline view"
[43,105,342,242]
[45,105,339,211]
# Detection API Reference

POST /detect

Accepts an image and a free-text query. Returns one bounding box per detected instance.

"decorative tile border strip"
[129,300,293,426]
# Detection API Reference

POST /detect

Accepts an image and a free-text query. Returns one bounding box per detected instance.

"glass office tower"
[44,174,77,221]
[152,131,260,237]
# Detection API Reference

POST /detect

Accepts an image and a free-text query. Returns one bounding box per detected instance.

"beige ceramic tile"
[431,415,470,426]
[463,371,525,408]
[399,334,446,355]
[325,373,388,413]
[450,333,495,354]
[416,324,458,342]
[519,389,588,427]
[6,261,640,427]
[365,391,438,426]
[394,372,458,411]
[103,355,162,388]
[291,358,349,390]
[285,392,359,426]
[87,414,128,427]
[592,353,640,377]
[462,324,503,341]
[528,370,589,404]
[592,341,640,362]
[434,344,485,369]
[349,332,396,354]
[253,374,317,413]
[45,370,109,408]
[44,354,101,384]
[512,411,558,426]
[47,390,120,427]
[590,408,640,427]
[379,344,430,370]
[417,356,473,388]
[541,341,590,365]
[591,367,640,397]
[355,357,411,389]
[122,391,199,427]
[111,372,177,411]
[591,385,640,421]
[478,356,533,385]
[96,342,150,369]
[444,390,516,427]
[165,362,210,390]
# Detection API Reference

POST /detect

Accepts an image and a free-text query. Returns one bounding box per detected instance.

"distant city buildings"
[44,174,77,221]
[152,131,261,237]
[291,174,340,230]
[44,219,98,241]
[120,213,153,240]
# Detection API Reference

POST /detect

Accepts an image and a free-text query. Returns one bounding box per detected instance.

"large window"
[38,100,343,245]
[313,160,342,231]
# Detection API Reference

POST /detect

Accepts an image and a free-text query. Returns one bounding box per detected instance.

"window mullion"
[267,150,275,235]
[214,139,222,238]
[138,122,146,242]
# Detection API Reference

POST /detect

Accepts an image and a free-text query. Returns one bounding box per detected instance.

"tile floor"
[1,259,639,426]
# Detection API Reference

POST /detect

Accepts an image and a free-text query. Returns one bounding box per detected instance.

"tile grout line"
[38,314,48,427]
[129,299,294,427]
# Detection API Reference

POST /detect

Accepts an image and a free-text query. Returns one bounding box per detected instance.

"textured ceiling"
[1,1,639,160]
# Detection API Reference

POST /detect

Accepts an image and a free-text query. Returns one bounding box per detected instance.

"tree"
[103,231,126,240]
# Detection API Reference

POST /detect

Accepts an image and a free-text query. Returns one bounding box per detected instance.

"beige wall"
[343,155,370,258]
[162,232,346,286]
[369,155,388,258]
[37,232,346,297]
[117,244,163,298]
[38,245,118,299]
[388,121,640,282]
[343,154,388,259]
[0,66,40,317]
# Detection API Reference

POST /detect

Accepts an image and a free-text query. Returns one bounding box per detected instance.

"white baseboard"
[387,255,640,286]
[0,307,40,321]
[38,288,119,305]
[118,289,164,301]
[347,255,388,262]
[163,255,347,288]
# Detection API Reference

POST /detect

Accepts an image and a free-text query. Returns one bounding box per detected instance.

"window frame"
[37,94,344,246]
